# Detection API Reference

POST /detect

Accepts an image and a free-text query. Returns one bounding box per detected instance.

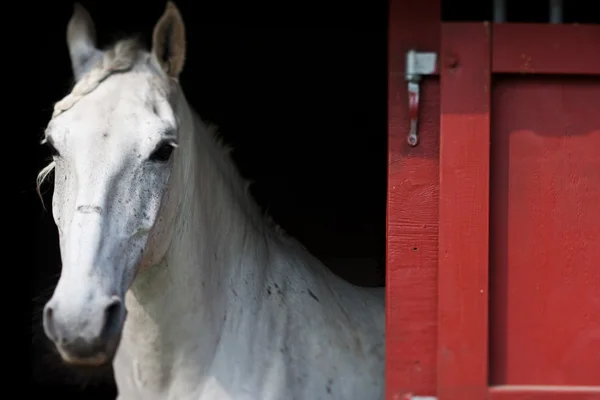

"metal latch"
[405,50,438,147]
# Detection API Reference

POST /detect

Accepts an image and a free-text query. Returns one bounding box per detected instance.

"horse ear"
[152,2,186,79]
[67,3,102,81]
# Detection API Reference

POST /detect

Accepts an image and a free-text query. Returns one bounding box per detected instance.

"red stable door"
[386,2,600,399]
[437,22,600,400]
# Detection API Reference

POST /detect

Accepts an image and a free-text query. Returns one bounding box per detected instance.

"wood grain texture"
[386,0,440,398]
[489,77,600,387]
[437,22,491,400]
[389,18,599,399]
[492,24,600,75]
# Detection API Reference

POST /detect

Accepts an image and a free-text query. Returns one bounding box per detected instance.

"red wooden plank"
[489,78,600,387]
[386,0,441,398]
[492,24,600,75]
[489,385,600,400]
[437,22,491,400]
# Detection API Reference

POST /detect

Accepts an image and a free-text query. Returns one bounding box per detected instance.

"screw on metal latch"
[407,119,419,146]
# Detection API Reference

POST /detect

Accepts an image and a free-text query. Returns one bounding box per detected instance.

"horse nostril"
[102,297,123,338]
[44,305,53,319]
[43,304,58,342]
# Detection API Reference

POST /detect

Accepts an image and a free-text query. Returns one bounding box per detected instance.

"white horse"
[39,3,384,399]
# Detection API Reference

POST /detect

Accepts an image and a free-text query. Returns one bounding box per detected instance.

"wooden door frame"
[387,0,600,396]
[437,22,492,400]
[386,0,441,398]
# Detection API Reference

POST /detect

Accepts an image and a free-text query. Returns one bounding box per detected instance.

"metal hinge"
[405,50,438,147]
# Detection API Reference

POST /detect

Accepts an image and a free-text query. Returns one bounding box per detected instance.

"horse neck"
[171,102,271,305]
[124,93,271,367]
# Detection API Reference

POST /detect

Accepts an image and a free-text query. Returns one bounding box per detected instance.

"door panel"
[489,77,600,387]
[437,22,600,400]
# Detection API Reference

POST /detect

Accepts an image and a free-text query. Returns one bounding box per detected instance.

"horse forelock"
[37,38,155,201]
[51,38,148,120]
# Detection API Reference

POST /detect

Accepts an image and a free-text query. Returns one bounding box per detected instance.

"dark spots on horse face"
[279,344,288,354]
[102,132,109,138]
[267,286,272,296]
[326,379,333,394]
[307,289,319,303]
[296,373,307,385]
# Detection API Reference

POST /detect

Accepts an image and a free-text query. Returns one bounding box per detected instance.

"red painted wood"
[437,23,491,400]
[388,16,599,400]
[489,385,600,400]
[492,24,600,75]
[386,0,440,398]
[489,77,600,388]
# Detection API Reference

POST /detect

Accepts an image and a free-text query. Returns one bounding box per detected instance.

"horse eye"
[150,143,175,162]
